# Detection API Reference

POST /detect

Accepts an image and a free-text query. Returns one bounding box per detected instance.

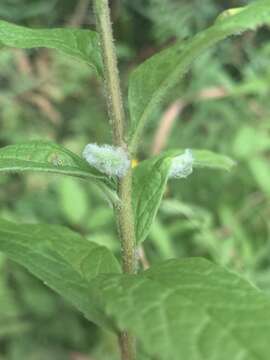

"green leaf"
[128,0,270,150]
[133,149,235,243]
[133,155,172,244]
[96,258,270,360]
[215,7,245,24]
[191,149,236,171]
[0,141,116,191]
[249,156,270,197]
[161,149,236,172]
[0,20,102,74]
[0,218,121,328]
[57,177,89,224]
[0,256,30,337]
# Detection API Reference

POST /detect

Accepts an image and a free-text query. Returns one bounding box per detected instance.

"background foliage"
[0,0,270,358]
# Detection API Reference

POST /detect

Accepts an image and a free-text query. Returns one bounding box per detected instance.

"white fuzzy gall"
[169,149,194,179]
[82,143,131,178]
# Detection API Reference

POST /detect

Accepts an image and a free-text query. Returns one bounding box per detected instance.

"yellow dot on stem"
[132,159,139,168]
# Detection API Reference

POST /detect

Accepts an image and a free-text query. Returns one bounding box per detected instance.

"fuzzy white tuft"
[169,149,194,179]
[82,143,130,178]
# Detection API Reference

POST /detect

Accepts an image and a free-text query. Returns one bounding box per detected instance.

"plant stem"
[93,0,125,147]
[93,1,137,359]
[117,167,136,274]
[118,331,136,360]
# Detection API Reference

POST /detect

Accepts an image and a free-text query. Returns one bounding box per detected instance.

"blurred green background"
[1,0,270,358]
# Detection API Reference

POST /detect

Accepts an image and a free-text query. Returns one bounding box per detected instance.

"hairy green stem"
[93,0,125,147]
[119,331,136,360]
[117,168,137,274]
[93,1,137,359]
